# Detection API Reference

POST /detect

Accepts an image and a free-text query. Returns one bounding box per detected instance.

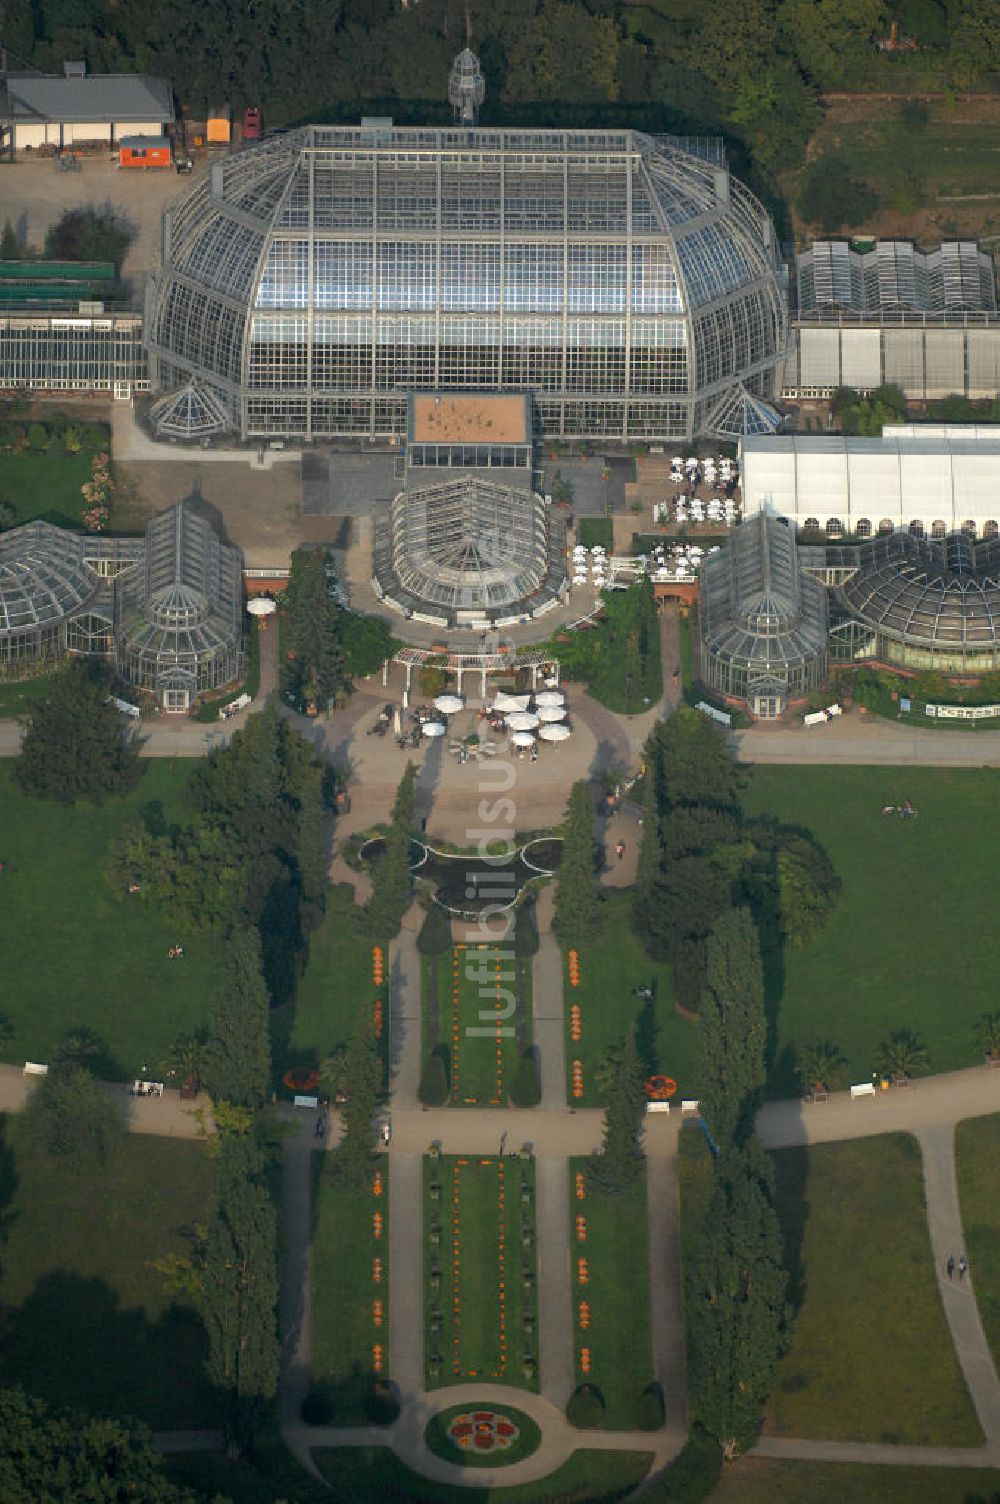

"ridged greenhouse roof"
[0,522,97,632]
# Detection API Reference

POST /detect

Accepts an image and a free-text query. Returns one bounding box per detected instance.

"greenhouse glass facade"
[146,125,788,443]
[700,514,828,716]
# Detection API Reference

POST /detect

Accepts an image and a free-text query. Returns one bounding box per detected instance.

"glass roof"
[0,523,97,631]
[841,532,1000,646]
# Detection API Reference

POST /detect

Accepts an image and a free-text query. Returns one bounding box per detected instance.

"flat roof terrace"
[409,393,530,446]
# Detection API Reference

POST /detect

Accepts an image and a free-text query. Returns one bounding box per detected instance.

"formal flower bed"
[443,944,523,1106]
[424,1151,538,1392]
[424,1402,541,1468]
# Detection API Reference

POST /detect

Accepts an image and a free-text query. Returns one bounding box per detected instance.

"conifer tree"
[16,659,142,803]
[698,907,766,1149]
[553,780,600,945]
[365,763,417,939]
[203,928,271,1111]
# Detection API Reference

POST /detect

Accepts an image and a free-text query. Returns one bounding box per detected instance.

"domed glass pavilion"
[838,530,1000,674]
[146,124,788,444]
[0,523,117,674]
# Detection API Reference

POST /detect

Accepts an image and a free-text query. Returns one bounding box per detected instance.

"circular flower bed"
[425,1404,540,1468]
[644,1074,677,1100]
[283,1067,321,1093]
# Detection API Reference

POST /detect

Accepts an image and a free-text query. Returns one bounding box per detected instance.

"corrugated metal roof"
[2,74,173,124]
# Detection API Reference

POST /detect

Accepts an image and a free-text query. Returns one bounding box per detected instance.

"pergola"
[387,646,558,699]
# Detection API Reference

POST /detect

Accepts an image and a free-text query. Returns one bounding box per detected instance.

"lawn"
[311,1157,389,1423]
[0,1117,218,1428]
[424,1153,539,1392]
[569,1157,654,1431]
[430,945,531,1107]
[956,1113,1000,1372]
[564,892,700,1106]
[0,448,103,528]
[0,670,59,718]
[743,767,1000,1095]
[273,884,382,1084]
[311,1446,653,1503]
[706,1457,1000,1504]
[767,1135,980,1445]
[0,759,223,1078]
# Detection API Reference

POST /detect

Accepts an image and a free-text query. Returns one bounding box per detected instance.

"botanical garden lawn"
[767,1134,980,1445]
[706,1457,1000,1504]
[564,891,701,1106]
[311,1157,389,1424]
[956,1113,1000,1371]
[311,1446,653,1503]
[432,945,529,1107]
[569,1157,654,1431]
[0,1117,218,1429]
[0,759,223,1077]
[274,884,382,1083]
[424,1154,539,1392]
[0,669,58,717]
[743,766,1000,1095]
[0,449,99,528]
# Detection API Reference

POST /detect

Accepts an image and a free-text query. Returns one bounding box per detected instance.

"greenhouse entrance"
[749,678,786,719]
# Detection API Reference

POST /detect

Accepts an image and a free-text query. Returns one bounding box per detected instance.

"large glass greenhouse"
[146,124,788,444]
[114,504,244,711]
[699,514,829,717]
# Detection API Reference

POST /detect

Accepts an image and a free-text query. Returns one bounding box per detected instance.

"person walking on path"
[947,1255,956,1280]
[959,1254,969,1280]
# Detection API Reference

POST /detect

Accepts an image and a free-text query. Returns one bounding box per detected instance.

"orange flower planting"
[577,1257,589,1284]
[372,1257,383,1283]
[579,1300,591,1330]
[373,1171,383,1196]
[575,1215,587,1241]
[570,1003,582,1041]
[373,1342,384,1372]
[372,1211,383,1239]
[580,1347,592,1374]
[575,1171,586,1200]
[373,997,383,1038]
[372,945,384,985]
[567,949,581,988]
[372,1299,384,1326]
[571,1059,584,1099]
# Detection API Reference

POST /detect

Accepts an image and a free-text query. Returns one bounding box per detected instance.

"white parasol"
[534,690,564,708]
[507,711,540,732]
[433,693,464,714]
[538,723,571,743]
[421,721,446,738]
[493,691,530,714]
[536,704,566,723]
[247,597,276,617]
[510,730,536,748]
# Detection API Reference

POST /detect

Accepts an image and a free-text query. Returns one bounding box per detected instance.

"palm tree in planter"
[163,1029,208,1097]
[796,1039,847,1099]
[879,1028,929,1084]
[977,1011,1000,1067]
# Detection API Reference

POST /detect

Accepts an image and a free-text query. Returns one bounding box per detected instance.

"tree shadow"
[770,1145,809,1319]
[52,1025,124,1084]
[0,1270,221,1429]
[635,989,658,1077]
[0,1118,20,1258]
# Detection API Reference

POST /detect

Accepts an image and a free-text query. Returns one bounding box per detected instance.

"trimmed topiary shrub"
[300,1388,335,1425]
[417,901,452,955]
[418,1046,450,1106]
[510,1049,541,1107]
[365,1382,401,1425]
[566,1382,605,1429]
[635,1381,665,1430]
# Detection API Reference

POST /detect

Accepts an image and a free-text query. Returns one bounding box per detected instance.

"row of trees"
[633,708,841,1013]
[687,906,788,1459]
[281,547,396,715]
[555,580,660,716]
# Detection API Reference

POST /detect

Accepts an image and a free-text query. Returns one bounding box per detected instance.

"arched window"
[826,517,844,537]
[931,519,947,539]
[878,518,894,535]
[961,519,977,537]
[855,518,872,537]
[983,520,999,540]
[802,517,820,532]
[909,520,925,538]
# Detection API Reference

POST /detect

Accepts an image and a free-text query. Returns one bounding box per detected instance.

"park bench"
[850,1081,877,1101]
[680,1099,700,1116]
[22,1062,47,1078]
[293,1094,319,1110]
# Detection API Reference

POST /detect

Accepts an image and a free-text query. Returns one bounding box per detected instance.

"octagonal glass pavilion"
[373,476,566,625]
[146,124,788,444]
